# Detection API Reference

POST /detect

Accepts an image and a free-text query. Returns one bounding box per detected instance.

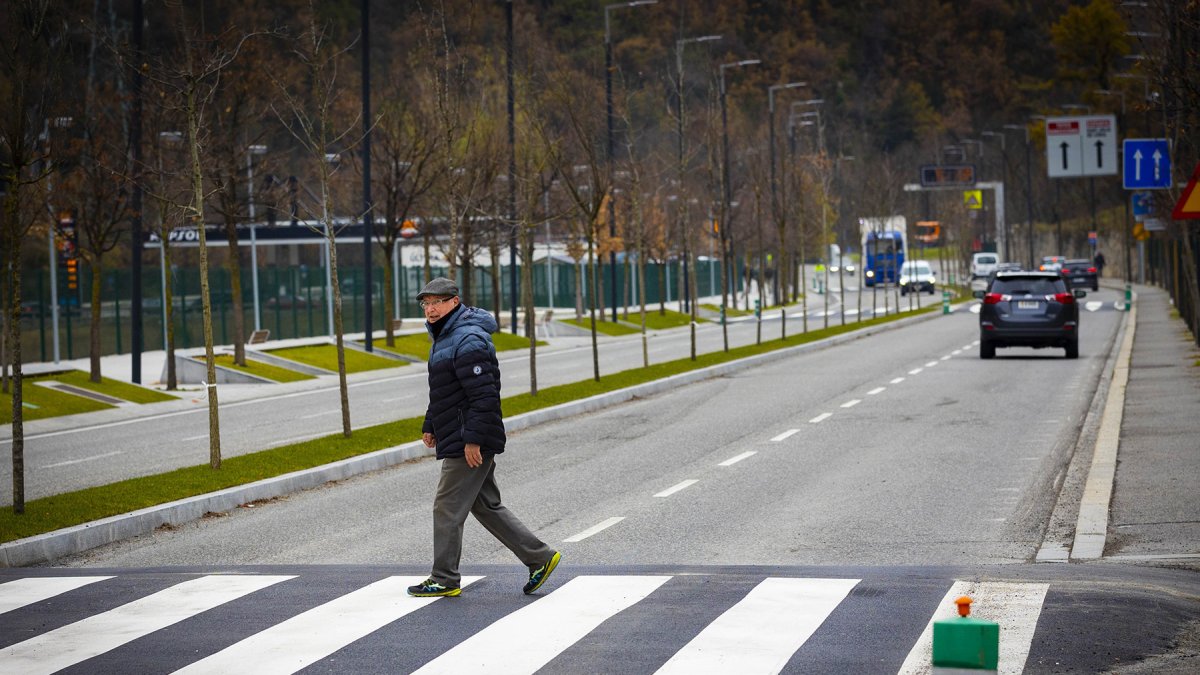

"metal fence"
[17,257,724,364]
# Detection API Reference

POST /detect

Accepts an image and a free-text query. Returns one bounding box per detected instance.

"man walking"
[1094,250,1107,277]
[407,277,561,598]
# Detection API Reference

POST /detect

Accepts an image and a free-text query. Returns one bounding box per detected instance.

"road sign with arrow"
[1123,139,1171,189]
[1046,115,1118,178]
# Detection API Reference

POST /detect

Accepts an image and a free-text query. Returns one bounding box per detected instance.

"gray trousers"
[431,455,553,585]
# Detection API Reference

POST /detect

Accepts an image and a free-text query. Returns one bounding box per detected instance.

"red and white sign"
[1046,115,1118,178]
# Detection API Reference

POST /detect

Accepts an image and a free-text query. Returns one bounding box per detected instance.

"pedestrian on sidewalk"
[407,277,561,598]
[1094,250,1107,277]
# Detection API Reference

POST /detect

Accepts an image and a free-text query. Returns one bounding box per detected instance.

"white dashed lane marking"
[654,480,698,498]
[719,451,757,467]
[867,387,886,395]
[840,399,862,408]
[770,429,800,442]
[809,413,833,424]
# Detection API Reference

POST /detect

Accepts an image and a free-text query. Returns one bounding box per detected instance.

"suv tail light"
[983,293,1005,305]
[1053,292,1076,305]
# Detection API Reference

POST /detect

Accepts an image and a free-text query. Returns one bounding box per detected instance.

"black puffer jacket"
[421,304,506,459]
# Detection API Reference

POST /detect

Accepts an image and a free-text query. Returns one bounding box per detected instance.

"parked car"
[974,270,1085,359]
[265,292,311,309]
[985,262,1024,286]
[970,252,1000,280]
[899,260,936,295]
[1060,258,1099,291]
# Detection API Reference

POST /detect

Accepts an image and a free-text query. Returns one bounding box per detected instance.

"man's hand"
[422,433,436,448]
[464,443,483,468]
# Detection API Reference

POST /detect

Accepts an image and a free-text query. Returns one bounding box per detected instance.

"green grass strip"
[0,375,112,424]
[50,370,179,404]
[213,355,316,383]
[267,344,403,373]
[700,303,755,318]
[0,301,945,542]
[621,309,707,330]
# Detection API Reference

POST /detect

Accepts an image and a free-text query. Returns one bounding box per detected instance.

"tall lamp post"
[718,58,760,351]
[793,99,826,326]
[246,143,268,332]
[506,0,518,333]
[1062,103,1095,251]
[981,130,1009,261]
[676,33,721,323]
[40,116,74,364]
[605,0,657,322]
[768,81,806,306]
[1004,123,1036,270]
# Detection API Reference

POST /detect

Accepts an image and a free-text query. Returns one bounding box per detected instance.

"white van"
[970,252,1000,280]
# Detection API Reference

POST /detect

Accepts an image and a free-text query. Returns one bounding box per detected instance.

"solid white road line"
[809,413,832,424]
[413,575,671,675]
[654,480,699,498]
[840,399,861,408]
[867,387,886,396]
[0,575,293,675]
[564,517,625,543]
[175,576,481,675]
[719,451,757,467]
[0,576,113,615]
[770,429,800,442]
[655,577,860,674]
[890,377,905,384]
[897,580,1048,675]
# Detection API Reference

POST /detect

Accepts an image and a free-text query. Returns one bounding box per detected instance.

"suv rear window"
[990,277,1066,295]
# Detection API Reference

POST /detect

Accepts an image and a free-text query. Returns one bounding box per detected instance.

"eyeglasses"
[419,297,455,309]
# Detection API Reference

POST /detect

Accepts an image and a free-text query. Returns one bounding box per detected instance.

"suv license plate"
[1017,301,1039,309]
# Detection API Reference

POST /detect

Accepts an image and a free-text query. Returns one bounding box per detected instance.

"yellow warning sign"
[963,190,983,210]
[1173,162,1200,220]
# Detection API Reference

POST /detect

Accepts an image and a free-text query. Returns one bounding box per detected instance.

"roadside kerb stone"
[0,305,949,567]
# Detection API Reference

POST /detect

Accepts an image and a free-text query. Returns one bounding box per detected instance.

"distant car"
[265,292,311,309]
[1039,255,1067,273]
[986,262,1023,286]
[970,252,1000,280]
[899,260,936,295]
[974,270,1085,359]
[1060,258,1099,291]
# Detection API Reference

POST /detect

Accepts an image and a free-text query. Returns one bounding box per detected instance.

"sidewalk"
[1105,284,1200,564]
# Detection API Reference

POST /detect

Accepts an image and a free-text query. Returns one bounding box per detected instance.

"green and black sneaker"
[523,551,562,595]
[407,579,461,597]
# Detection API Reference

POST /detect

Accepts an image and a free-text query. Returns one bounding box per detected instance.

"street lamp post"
[246,143,268,332]
[1004,123,1036,269]
[792,99,826,326]
[1062,104,1098,246]
[981,130,1009,261]
[676,33,721,324]
[718,58,760,351]
[768,81,806,306]
[40,116,74,364]
[605,0,657,323]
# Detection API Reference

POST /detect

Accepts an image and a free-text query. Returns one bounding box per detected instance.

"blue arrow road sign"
[1123,139,1171,189]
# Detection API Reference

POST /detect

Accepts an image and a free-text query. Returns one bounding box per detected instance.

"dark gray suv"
[973,271,1086,359]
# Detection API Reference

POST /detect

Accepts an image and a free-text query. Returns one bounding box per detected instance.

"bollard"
[754,298,761,318]
[932,596,999,673]
[1124,283,1132,310]
[942,290,951,314]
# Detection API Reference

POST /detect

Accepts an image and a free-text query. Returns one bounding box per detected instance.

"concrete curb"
[1071,298,1137,560]
[1,305,949,567]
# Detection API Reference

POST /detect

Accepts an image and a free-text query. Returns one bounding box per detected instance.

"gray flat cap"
[416,277,459,300]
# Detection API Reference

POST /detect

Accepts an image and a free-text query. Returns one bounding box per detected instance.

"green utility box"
[932,615,999,670]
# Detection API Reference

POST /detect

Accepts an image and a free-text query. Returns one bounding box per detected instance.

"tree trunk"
[383,238,396,347]
[164,242,177,390]
[190,101,221,469]
[328,232,351,438]
[89,259,103,383]
[224,222,246,366]
[4,197,26,514]
[520,227,537,395]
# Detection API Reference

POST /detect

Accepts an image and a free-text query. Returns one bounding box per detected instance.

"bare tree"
[0,0,59,514]
[271,9,360,439]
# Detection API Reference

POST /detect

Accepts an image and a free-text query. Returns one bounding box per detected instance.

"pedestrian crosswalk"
[0,571,1050,674]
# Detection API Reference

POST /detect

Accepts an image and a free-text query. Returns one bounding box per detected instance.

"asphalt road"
[2,277,926,503]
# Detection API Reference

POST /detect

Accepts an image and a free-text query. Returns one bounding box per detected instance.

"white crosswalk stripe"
[0,576,112,615]
[0,574,293,675]
[897,580,1049,675]
[0,573,1055,674]
[655,577,859,674]
[174,576,482,675]
[412,575,671,674]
